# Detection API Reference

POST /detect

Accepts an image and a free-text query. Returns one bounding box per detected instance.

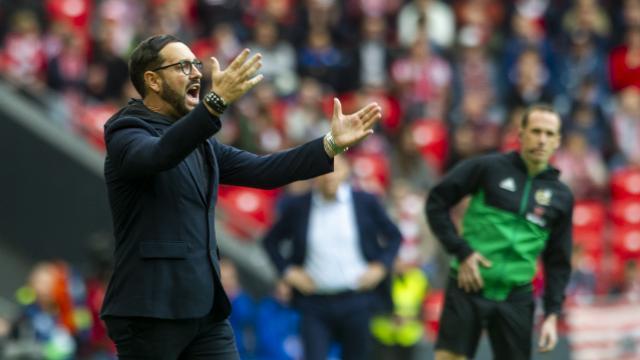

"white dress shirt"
[304,184,369,293]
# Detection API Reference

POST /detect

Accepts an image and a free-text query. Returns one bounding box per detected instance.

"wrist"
[203,91,228,115]
[323,131,348,158]
[202,101,222,117]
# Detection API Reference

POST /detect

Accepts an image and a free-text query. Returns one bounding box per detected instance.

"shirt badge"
[535,189,553,206]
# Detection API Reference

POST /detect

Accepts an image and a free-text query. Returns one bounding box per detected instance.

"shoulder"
[449,151,505,172]
[278,192,312,212]
[104,115,158,138]
[352,190,383,206]
[553,180,575,211]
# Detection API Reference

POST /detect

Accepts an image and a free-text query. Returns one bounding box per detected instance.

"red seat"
[350,153,390,195]
[423,290,444,342]
[611,168,640,201]
[75,103,117,152]
[573,229,605,256]
[573,200,607,233]
[217,186,279,240]
[612,226,640,259]
[611,200,640,227]
[411,119,448,173]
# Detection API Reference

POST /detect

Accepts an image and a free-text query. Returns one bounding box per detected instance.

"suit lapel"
[204,140,216,205]
[184,148,207,205]
[298,193,313,259]
[351,191,367,249]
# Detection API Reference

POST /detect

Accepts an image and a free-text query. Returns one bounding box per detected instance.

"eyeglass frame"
[151,59,203,76]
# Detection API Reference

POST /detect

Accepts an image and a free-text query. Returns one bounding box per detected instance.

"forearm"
[426,194,473,261]
[543,265,571,316]
[218,137,333,188]
[108,103,221,177]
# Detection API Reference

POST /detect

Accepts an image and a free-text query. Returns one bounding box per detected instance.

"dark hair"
[129,34,181,97]
[521,103,559,130]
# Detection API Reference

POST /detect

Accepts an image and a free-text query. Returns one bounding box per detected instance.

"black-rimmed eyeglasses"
[152,59,203,76]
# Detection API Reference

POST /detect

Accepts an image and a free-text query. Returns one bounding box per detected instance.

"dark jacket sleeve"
[215,137,333,189]
[367,194,402,270]
[105,104,221,178]
[262,198,295,275]
[425,156,486,262]
[542,192,574,316]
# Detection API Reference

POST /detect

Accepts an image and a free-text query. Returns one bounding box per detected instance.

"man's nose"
[190,65,203,79]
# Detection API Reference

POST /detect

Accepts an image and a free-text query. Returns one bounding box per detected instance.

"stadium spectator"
[553,129,608,200]
[219,258,256,358]
[609,25,640,93]
[390,33,452,120]
[262,156,402,360]
[247,16,298,96]
[397,0,455,50]
[254,281,303,360]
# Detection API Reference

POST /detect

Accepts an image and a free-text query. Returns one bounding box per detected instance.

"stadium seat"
[573,200,607,233]
[611,168,640,201]
[611,226,640,260]
[423,289,444,342]
[75,103,117,152]
[350,153,390,195]
[217,186,279,240]
[611,200,640,227]
[573,229,605,257]
[410,119,448,173]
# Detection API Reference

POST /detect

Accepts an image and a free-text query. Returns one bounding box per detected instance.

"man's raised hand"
[329,98,382,150]
[210,49,263,104]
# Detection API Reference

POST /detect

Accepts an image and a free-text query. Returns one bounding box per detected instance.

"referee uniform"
[426,151,573,359]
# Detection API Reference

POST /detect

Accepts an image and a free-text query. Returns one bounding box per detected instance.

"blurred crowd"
[3,0,640,358]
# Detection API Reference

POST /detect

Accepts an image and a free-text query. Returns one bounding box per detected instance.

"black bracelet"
[204,91,228,114]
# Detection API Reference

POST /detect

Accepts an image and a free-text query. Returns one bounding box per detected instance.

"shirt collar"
[312,183,352,205]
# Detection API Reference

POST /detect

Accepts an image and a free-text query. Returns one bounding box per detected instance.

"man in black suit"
[101,34,382,359]
[263,156,402,360]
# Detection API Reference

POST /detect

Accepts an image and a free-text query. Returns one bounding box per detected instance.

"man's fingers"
[538,328,557,352]
[244,74,264,91]
[210,57,221,76]
[474,269,484,289]
[460,272,472,292]
[227,48,251,71]
[355,102,379,120]
[538,335,551,352]
[333,98,342,119]
[540,334,557,352]
[362,110,381,130]
[237,53,262,79]
[478,255,492,268]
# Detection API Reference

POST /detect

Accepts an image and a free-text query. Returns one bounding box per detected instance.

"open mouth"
[186,83,200,105]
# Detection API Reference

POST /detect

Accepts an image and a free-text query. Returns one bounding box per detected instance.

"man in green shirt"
[426,105,574,360]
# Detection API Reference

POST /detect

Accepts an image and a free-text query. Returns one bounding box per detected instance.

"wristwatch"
[203,91,228,114]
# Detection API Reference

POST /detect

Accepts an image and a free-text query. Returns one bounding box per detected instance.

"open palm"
[330,98,382,149]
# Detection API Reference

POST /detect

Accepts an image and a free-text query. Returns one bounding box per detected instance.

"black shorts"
[435,278,535,360]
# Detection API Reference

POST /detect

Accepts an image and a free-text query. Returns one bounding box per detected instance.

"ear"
[144,70,162,94]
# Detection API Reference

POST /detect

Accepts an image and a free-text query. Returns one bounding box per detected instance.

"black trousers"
[436,278,534,360]
[104,313,239,360]
[297,291,374,360]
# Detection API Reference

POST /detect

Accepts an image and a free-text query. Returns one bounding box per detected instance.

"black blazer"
[101,100,332,320]
[262,189,402,308]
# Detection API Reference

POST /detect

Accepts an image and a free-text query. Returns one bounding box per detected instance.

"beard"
[160,80,190,118]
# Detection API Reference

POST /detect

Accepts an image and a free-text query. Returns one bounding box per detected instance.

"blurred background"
[0,0,639,359]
